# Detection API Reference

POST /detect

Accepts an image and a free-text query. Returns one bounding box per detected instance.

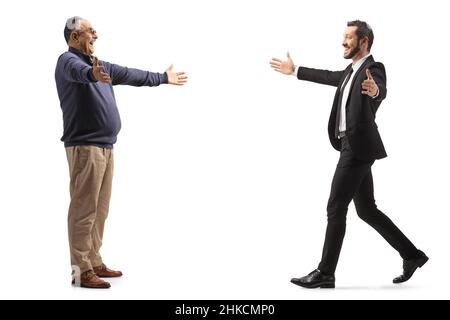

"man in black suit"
[270,20,427,288]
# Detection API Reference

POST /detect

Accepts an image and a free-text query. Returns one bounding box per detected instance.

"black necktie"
[335,68,353,138]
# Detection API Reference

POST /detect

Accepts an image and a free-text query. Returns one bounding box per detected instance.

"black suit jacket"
[297,55,387,161]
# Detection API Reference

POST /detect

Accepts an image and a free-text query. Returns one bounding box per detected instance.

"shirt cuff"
[292,65,299,77]
[372,87,379,99]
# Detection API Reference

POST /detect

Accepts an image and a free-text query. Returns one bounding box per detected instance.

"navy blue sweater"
[55,47,168,148]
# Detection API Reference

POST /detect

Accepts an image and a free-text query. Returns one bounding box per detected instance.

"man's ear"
[70,31,79,42]
[360,36,369,50]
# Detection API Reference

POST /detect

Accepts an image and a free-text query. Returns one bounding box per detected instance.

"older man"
[55,16,187,288]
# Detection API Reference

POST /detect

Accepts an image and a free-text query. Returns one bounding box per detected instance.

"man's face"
[74,20,97,55]
[342,26,360,59]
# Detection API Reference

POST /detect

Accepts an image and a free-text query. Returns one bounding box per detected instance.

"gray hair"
[64,16,84,43]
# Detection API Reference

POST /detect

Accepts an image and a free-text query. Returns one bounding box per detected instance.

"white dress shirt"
[338,53,371,133]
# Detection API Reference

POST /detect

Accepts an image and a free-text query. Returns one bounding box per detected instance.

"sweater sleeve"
[102,61,169,87]
[59,54,97,84]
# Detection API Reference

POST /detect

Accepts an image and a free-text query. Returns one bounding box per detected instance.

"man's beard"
[344,43,360,59]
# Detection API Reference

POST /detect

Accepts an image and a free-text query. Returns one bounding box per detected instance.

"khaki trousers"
[65,145,114,274]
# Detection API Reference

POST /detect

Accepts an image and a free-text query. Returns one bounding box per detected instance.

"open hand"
[270,52,295,75]
[165,64,188,86]
[92,56,111,83]
[362,69,378,97]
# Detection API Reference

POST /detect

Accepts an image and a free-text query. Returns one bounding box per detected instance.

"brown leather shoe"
[93,263,123,278]
[72,270,111,289]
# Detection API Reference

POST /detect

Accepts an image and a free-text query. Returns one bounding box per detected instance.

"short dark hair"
[347,20,374,51]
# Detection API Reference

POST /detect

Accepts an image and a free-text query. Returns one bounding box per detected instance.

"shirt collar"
[68,47,94,65]
[352,53,372,71]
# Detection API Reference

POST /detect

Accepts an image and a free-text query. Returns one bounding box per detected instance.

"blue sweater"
[55,47,168,148]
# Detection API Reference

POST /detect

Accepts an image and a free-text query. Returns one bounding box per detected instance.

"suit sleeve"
[367,62,387,102]
[102,61,169,87]
[297,66,345,87]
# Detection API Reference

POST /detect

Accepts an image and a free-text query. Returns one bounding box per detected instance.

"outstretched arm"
[270,52,344,87]
[101,60,188,87]
[60,55,102,84]
[296,67,345,87]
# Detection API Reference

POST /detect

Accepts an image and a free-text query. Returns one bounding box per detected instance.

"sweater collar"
[68,47,94,65]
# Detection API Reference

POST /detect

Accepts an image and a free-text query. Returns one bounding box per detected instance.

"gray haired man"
[55,16,188,288]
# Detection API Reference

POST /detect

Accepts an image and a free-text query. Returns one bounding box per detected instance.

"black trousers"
[318,136,419,275]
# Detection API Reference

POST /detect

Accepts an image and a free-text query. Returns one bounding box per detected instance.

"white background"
[0,0,448,300]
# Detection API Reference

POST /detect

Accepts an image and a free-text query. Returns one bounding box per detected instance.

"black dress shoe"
[291,269,335,289]
[393,250,429,284]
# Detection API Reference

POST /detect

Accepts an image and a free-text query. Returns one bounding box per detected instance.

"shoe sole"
[71,280,111,289]
[291,280,335,289]
[72,283,111,289]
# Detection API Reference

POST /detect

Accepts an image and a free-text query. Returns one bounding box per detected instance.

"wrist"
[162,71,169,84]
[291,64,298,76]
[88,68,98,82]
